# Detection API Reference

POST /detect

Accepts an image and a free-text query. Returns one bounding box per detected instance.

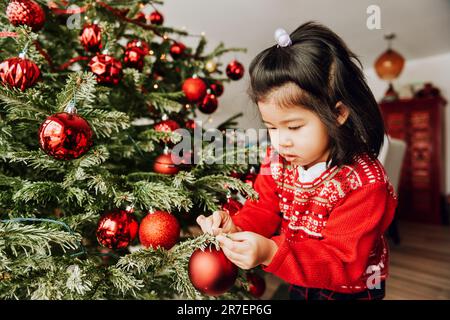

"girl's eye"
[288,125,303,130]
[267,127,277,131]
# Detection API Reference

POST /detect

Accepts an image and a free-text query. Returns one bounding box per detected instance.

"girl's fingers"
[211,211,222,229]
[212,227,223,236]
[226,231,252,241]
[221,246,246,266]
[216,234,248,254]
[196,215,213,234]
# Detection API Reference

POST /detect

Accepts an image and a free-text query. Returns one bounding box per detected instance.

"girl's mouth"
[281,154,298,161]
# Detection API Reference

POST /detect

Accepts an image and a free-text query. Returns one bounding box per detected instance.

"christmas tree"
[0,0,266,299]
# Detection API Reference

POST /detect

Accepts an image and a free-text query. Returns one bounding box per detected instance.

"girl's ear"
[335,101,350,126]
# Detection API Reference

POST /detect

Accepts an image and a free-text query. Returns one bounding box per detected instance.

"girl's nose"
[279,136,294,148]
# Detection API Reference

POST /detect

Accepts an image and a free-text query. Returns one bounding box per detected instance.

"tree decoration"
[7,0,46,32]
[96,206,139,249]
[88,54,123,85]
[0,54,40,91]
[139,210,180,250]
[226,60,245,80]
[210,81,224,97]
[148,10,164,25]
[198,92,218,114]
[38,101,94,160]
[188,246,238,296]
[182,77,207,103]
[79,23,102,53]
[169,42,186,59]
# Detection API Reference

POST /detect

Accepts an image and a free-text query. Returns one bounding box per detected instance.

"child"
[196,21,397,300]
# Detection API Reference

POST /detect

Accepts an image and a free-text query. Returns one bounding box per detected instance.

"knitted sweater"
[232,149,398,293]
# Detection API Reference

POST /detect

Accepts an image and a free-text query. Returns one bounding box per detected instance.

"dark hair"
[248,21,386,167]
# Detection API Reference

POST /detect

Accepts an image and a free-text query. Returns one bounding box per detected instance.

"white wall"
[365,52,450,194]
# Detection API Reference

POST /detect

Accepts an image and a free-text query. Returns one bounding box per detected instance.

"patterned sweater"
[232,149,398,293]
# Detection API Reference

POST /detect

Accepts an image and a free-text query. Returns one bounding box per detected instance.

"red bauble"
[189,247,238,296]
[88,54,123,86]
[38,112,94,160]
[154,119,180,133]
[222,198,243,216]
[198,93,218,114]
[148,10,164,25]
[230,171,242,179]
[243,172,257,188]
[79,24,102,53]
[154,119,180,144]
[0,57,40,91]
[139,211,180,250]
[246,273,266,298]
[226,60,245,81]
[134,12,146,23]
[185,119,196,130]
[153,153,180,175]
[182,77,207,103]
[123,48,144,71]
[96,209,139,249]
[7,0,45,32]
[126,39,150,56]
[169,42,186,59]
[210,81,224,97]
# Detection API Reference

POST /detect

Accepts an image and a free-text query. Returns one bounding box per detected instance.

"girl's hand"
[196,210,240,236]
[216,232,278,270]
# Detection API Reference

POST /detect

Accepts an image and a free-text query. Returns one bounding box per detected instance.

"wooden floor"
[261,221,450,300]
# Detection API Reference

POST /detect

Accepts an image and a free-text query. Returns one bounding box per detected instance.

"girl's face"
[258,98,330,169]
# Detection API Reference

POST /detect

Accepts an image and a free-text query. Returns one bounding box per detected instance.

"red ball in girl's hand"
[189,246,238,296]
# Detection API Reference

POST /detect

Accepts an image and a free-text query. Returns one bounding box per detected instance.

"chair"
[378,135,407,244]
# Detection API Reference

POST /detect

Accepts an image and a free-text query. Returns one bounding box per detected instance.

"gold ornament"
[205,59,217,73]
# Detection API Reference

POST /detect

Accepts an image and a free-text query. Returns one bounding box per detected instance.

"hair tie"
[274,28,292,47]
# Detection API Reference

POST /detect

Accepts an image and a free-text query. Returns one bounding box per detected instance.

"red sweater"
[232,149,398,293]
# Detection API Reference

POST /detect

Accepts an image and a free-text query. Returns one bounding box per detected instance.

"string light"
[153,84,159,89]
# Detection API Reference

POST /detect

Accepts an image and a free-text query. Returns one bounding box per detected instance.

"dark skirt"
[289,281,385,300]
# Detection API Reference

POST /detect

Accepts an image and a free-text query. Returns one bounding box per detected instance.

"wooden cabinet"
[379,97,447,224]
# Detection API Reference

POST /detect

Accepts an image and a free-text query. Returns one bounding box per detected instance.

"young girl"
[197,21,397,300]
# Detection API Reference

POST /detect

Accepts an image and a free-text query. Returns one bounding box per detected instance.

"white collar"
[297,162,328,183]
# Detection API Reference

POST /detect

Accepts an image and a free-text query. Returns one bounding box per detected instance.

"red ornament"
[243,171,257,188]
[134,11,147,23]
[38,112,94,160]
[88,54,123,86]
[96,208,139,249]
[189,246,238,296]
[126,39,150,56]
[210,81,224,97]
[222,198,242,216]
[123,48,144,71]
[199,93,218,114]
[246,273,266,298]
[153,153,180,175]
[169,42,186,59]
[182,77,207,103]
[230,171,242,179]
[0,57,40,91]
[185,119,196,130]
[154,119,180,133]
[154,119,180,144]
[148,10,164,25]
[139,211,180,250]
[226,60,245,81]
[7,0,45,32]
[79,24,102,53]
